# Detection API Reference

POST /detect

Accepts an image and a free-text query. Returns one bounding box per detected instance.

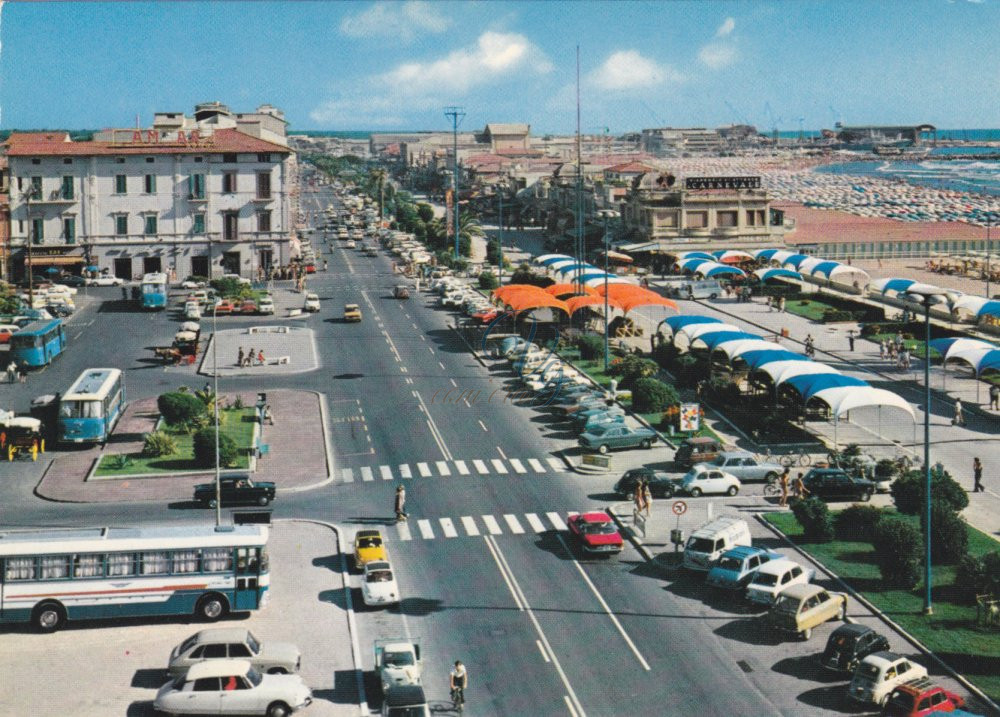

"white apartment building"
[5,102,295,281]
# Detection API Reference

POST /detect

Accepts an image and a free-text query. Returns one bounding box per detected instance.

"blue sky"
[1,1,997,133]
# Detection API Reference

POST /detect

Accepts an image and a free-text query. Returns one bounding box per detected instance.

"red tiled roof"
[606,162,653,174]
[5,127,291,157]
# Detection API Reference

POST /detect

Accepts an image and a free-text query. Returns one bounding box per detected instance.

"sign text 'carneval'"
[685,176,761,190]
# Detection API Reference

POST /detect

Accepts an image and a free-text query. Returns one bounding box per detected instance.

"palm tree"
[368,168,387,224]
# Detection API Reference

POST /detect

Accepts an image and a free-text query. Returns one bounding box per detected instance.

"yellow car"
[344,303,362,322]
[353,529,386,568]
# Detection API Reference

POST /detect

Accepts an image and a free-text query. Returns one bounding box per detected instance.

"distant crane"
[763,102,783,143]
[724,100,749,127]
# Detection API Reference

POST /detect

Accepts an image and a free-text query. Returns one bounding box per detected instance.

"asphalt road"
[0,180,984,716]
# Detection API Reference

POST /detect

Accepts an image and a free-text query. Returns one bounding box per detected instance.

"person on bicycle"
[450,660,468,705]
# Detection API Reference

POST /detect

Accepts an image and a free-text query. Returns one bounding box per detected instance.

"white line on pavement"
[483,534,524,611]
[491,459,508,474]
[461,516,479,536]
[379,465,393,481]
[440,518,458,538]
[454,460,470,475]
[412,390,453,460]
[546,457,565,472]
[503,514,525,534]
[496,446,508,459]
[417,462,432,477]
[525,513,546,533]
[435,461,451,476]
[478,420,488,432]
[529,458,545,473]
[396,521,412,541]
[341,468,354,483]
[399,464,412,479]
[481,515,502,535]
[417,519,434,539]
[473,460,489,474]
[450,378,458,387]
[564,695,580,717]
[439,361,446,370]
[547,512,568,531]
[360,466,374,482]
[509,459,527,474]
[536,640,550,663]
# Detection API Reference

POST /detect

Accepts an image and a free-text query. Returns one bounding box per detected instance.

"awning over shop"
[740,349,808,370]
[599,250,633,263]
[565,295,623,316]
[929,337,994,361]
[767,361,840,385]
[535,254,574,266]
[25,256,85,266]
[545,283,596,297]
[753,248,781,261]
[663,315,723,334]
[712,250,754,264]
[783,374,869,401]
[754,268,801,282]
[871,277,917,295]
[717,338,782,360]
[676,251,715,262]
[810,386,915,421]
[692,331,758,351]
[676,322,741,343]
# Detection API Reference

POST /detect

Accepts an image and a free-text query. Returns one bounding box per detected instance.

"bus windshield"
[59,400,103,418]
[10,334,41,348]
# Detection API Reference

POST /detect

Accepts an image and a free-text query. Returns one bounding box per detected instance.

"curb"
[277,389,337,493]
[755,513,1000,716]
[606,504,655,563]
[277,518,368,717]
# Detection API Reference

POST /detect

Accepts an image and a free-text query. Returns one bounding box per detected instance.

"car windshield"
[580,521,616,535]
[886,692,915,710]
[752,572,778,587]
[774,595,800,613]
[687,538,715,553]
[716,557,742,572]
[855,662,880,680]
[383,651,415,667]
[367,569,394,583]
[357,537,381,549]
[245,667,263,687]
[178,634,199,654]
[832,633,858,648]
[246,632,261,655]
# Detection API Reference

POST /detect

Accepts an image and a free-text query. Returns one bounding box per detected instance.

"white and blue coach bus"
[57,368,126,444]
[140,271,168,309]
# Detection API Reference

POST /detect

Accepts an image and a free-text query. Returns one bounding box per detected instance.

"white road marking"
[454,460,470,475]
[546,457,565,472]
[461,516,479,536]
[509,459,527,474]
[396,522,412,541]
[439,361,446,370]
[413,390,452,460]
[450,378,458,387]
[482,515,502,535]
[537,640,551,663]
[417,519,435,539]
[341,468,354,483]
[379,465,393,481]
[564,695,580,717]
[497,446,508,459]
[483,534,524,611]
[528,458,545,473]
[428,346,435,354]
[440,518,458,538]
[473,460,489,474]
[417,462,432,477]
[547,512,568,531]
[491,459,508,474]
[478,420,488,432]
[525,513,547,533]
[399,464,412,479]
[360,466,374,482]
[435,461,451,476]
[503,514,525,534]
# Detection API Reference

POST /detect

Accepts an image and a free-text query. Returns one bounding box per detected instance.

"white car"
[746,558,815,607]
[680,465,741,497]
[361,560,400,607]
[87,275,124,286]
[154,659,312,716]
[181,279,205,290]
[184,302,202,320]
[849,652,928,706]
[46,283,78,296]
[303,293,320,312]
[258,296,275,315]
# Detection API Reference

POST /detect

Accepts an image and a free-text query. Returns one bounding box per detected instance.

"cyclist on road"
[450,660,468,709]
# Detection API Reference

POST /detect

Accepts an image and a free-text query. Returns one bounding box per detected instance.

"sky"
[1,0,998,134]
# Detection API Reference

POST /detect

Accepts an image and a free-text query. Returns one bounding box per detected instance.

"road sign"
[671,500,687,516]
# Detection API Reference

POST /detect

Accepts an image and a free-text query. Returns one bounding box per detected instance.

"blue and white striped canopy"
[694,331,759,350]
[754,268,801,282]
[810,261,842,278]
[754,248,781,261]
[664,315,722,333]
[535,254,574,266]
[739,349,808,370]
[783,254,812,269]
[871,278,917,295]
[704,265,746,278]
[784,374,869,401]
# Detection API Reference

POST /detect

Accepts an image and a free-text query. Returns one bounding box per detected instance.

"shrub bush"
[921,500,970,564]
[478,271,499,290]
[834,504,886,542]
[157,392,206,427]
[872,517,923,589]
[485,240,501,266]
[141,430,177,458]
[577,334,605,360]
[632,377,678,413]
[210,277,244,298]
[790,497,834,540]
[608,354,659,389]
[193,427,239,469]
[891,466,969,515]
[954,553,988,604]
[822,308,855,323]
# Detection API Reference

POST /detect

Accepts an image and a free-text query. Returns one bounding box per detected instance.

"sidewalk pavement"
[35,389,329,503]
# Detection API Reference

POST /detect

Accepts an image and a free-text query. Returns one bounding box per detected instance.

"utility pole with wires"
[444,106,465,262]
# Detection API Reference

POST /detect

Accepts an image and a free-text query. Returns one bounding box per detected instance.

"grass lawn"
[783,298,837,322]
[95,408,257,476]
[764,510,1000,703]
[862,332,941,360]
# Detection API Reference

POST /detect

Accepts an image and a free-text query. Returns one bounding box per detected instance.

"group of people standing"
[777,468,809,508]
[236,346,265,368]
[765,295,787,312]
[877,333,912,371]
[633,479,653,516]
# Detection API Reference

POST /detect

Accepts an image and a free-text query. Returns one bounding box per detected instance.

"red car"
[882,680,965,716]
[214,299,235,315]
[472,307,500,324]
[0,325,18,344]
[567,511,624,556]
[304,263,316,274]
[239,300,258,314]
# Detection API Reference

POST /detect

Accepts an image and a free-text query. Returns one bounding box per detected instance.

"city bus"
[0,523,270,632]
[8,318,65,367]
[140,271,168,309]
[57,368,126,444]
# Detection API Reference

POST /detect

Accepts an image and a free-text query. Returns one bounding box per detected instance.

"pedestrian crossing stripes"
[387,512,586,542]
[339,456,569,483]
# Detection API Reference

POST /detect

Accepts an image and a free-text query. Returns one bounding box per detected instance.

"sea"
[816,157,1000,197]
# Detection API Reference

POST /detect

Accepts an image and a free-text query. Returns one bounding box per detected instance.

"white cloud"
[340,1,450,41]
[378,31,552,95]
[589,50,684,90]
[698,43,737,69]
[716,17,736,37]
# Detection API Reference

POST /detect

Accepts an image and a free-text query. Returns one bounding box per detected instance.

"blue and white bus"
[0,523,270,632]
[140,272,168,309]
[8,318,65,367]
[57,368,126,444]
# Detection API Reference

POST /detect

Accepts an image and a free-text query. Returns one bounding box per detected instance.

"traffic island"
[198,325,320,377]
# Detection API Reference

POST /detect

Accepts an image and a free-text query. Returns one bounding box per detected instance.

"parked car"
[56,274,87,287]
[819,623,891,673]
[746,558,814,607]
[353,530,386,568]
[768,583,848,640]
[567,511,624,556]
[613,468,682,500]
[214,299,235,315]
[882,678,966,716]
[801,468,876,502]
[674,436,725,468]
[258,296,275,315]
[579,424,658,454]
[392,285,410,299]
[571,405,625,429]
[168,629,301,677]
[87,274,125,286]
[679,465,741,497]
[849,651,928,707]
[577,411,626,434]
[361,560,400,607]
[683,517,753,571]
[303,293,321,312]
[239,300,258,315]
[184,302,203,320]
[153,659,312,716]
[705,546,782,591]
[710,451,784,483]
[0,324,18,344]
[193,476,276,508]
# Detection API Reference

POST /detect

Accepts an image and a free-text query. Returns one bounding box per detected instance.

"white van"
[683,517,752,571]
[679,280,724,300]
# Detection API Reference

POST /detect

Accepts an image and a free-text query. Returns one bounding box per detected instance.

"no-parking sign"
[671,500,688,516]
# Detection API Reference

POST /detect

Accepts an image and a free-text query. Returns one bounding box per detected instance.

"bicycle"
[450,686,465,713]
[763,478,781,498]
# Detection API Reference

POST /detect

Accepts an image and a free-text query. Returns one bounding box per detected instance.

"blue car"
[705,546,783,591]
[577,411,626,434]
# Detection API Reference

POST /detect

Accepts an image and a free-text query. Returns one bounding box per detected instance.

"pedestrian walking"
[634,480,646,514]
[766,296,773,311]
[990,384,999,411]
[6,361,16,384]
[264,404,275,425]
[901,349,911,371]
[394,485,409,521]
[778,468,790,507]
[848,330,855,351]
[642,481,652,518]
[973,457,985,493]
[323,259,329,271]
[792,472,809,501]
[245,347,255,368]
[237,347,244,368]
[777,296,786,313]
[257,349,265,366]
[954,398,966,426]
[879,339,887,360]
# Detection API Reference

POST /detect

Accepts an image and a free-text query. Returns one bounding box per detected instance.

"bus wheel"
[196,593,228,622]
[33,601,66,633]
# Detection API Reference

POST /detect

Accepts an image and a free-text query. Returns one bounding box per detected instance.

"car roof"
[356,529,382,539]
[717,450,755,459]
[186,628,252,644]
[683,436,720,447]
[781,583,825,599]
[384,684,426,707]
[756,558,800,575]
[577,511,612,523]
[719,545,765,560]
[862,651,903,667]
[185,659,252,680]
[830,623,874,638]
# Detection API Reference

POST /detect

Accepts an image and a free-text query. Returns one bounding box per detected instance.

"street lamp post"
[598,209,620,371]
[212,303,222,529]
[987,216,993,300]
[497,183,504,288]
